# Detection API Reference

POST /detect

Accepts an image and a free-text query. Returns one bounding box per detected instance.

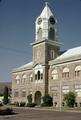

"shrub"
[27,94,32,104]
[41,94,53,107]
[27,103,37,107]
[0,93,3,96]
[63,92,76,108]
[3,86,9,104]
[20,102,26,107]
[27,94,36,107]
[0,102,3,107]
[15,102,20,107]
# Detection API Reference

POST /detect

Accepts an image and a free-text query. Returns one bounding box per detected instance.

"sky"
[0,0,81,82]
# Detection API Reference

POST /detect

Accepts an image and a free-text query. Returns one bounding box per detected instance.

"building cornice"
[31,39,62,47]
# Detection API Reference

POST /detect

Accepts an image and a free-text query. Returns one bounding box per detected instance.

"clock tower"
[32,3,60,95]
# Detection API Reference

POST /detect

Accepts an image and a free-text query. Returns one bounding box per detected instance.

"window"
[75,65,81,77]
[50,50,54,59]
[16,75,20,84]
[38,71,40,80]
[75,91,81,97]
[22,74,26,84]
[41,73,43,79]
[38,28,42,41]
[75,85,81,89]
[75,85,81,97]
[29,89,32,94]
[62,67,69,79]
[30,74,33,82]
[35,74,37,80]
[21,90,26,97]
[49,28,55,40]
[62,86,69,94]
[51,69,58,80]
[35,70,43,80]
[14,91,19,97]
[34,65,43,81]
[50,86,58,91]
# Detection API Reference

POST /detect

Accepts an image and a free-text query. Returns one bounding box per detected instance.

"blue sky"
[0,0,81,82]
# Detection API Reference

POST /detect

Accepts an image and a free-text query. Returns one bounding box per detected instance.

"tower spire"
[45,2,49,6]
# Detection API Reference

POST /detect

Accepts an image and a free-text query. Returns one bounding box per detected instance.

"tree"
[63,92,76,107]
[27,94,37,107]
[3,86,9,104]
[0,93,3,96]
[41,94,53,107]
[27,94,32,104]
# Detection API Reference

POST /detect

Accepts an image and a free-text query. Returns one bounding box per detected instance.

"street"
[0,108,81,120]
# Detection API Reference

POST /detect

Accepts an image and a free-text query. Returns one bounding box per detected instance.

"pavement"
[0,107,81,120]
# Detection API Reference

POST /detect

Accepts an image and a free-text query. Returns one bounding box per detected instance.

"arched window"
[38,71,40,80]
[34,65,43,80]
[38,28,42,41]
[30,74,33,82]
[16,75,20,84]
[51,69,58,80]
[22,74,26,84]
[49,28,55,40]
[75,65,81,77]
[62,67,69,78]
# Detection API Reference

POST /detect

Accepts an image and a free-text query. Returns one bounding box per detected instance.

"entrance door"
[35,91,41,105]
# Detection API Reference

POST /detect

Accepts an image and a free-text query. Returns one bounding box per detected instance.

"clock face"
[38,18,42,25]
[49,17,55,25]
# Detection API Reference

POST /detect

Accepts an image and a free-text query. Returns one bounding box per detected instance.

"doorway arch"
[35,91,41,105]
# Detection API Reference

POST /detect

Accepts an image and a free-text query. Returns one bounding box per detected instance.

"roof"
[49,46,81,65]
[54,46,81,63]
[12,62,33,72]
[58,46,81,59]
[40,3,53,19]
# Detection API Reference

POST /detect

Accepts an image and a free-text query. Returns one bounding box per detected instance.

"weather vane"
[45,2,49,6]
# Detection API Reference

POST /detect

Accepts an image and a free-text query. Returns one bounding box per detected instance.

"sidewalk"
[12,106,81,113]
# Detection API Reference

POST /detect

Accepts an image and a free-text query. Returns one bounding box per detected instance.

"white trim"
[51,60,81,67]
[63,67,69,73]
[22,74,27,79]
[16,75,20,80]
[75,66,81,71]
[52,69,58,74]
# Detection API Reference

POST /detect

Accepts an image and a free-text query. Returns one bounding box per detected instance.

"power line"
[0,45,30,54]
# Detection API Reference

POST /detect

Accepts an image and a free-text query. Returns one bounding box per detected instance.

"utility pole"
[59,79,62,111]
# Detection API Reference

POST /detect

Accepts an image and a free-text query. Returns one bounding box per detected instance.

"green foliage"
[20,102,26,107]
[3,86,9,104]
[27,103,37,107]
[15,102,20,107]
[0,103,3,107]
[63,92,76,107]
[41,94,53,107]
[27,94,37,107]
[27,94,32,104]
[0,93,3,96]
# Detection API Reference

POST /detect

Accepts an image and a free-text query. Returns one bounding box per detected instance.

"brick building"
[12,3,81,107]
